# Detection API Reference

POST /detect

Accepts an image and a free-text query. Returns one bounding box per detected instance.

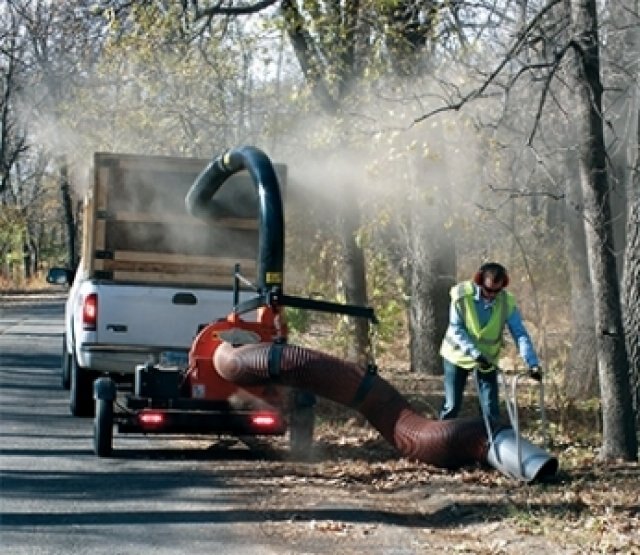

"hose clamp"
[267,340,285,379]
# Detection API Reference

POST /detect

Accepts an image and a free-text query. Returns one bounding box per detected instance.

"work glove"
[528,365,543,382]
[475,354,493,371]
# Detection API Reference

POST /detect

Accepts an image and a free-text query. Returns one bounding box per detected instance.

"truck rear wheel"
[70,355,94,417]
[61,334,71,390]
[94,398,113,457]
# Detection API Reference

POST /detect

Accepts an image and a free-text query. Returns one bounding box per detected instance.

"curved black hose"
[185,146,285,292]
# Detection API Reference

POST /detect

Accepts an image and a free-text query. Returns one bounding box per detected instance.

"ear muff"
[474,263,509,288]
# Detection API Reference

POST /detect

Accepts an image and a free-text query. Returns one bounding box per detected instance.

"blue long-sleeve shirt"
[448,283,539,368]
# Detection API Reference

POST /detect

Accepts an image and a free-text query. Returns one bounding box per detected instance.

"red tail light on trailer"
[82,293,98,331]
[251,412,280,429]
[139,411,165,427]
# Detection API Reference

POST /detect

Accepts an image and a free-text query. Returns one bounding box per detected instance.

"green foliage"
[0,209,26,277]
[0,232,23,265]
[366,252,407,348]
[58,4,281,162]
[285,200,408,358]
[285,306,311,334]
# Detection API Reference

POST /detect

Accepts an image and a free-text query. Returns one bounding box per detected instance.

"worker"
[438,262,542,421]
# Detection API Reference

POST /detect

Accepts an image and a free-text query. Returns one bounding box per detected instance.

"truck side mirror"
[47,267,74,286]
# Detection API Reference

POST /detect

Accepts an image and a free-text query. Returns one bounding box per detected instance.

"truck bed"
[82,152,285,288]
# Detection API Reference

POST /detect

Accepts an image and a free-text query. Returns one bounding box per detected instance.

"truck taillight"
[82,293,98,331]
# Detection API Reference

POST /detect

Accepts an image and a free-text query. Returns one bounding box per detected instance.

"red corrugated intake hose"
[214,341,490,469]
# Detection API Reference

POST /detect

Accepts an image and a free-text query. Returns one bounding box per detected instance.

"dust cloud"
[18,33,496,283]
[272,75,490,251]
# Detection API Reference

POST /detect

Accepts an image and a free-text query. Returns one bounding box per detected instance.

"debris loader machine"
[93,146,558,483]
[92,145,376,459]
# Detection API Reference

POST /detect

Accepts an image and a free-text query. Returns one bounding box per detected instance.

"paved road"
[1,294,432,555]
[0,294,304,555]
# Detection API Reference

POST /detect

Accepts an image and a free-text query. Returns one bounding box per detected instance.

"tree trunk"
[605,0,637,281]
[622,108,640,429]
[409,210,438,373]
[22,240,32,280]
[29,237,38,278]
[563,150,598,398]
[282,1,370,364]
[340,184,370,364]
[408,240,455,375]
[408,156,456,374]
[623,192,640,430]
[570,0,637,460]
[59,162,76,269]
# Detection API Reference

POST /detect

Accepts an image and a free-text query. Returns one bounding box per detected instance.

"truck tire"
[94,398,114,457]
[61,334,71,390]
[289,396,315,458]
[70,355,94,417]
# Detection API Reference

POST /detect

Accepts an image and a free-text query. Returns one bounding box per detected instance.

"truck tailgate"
[95,285,236,350]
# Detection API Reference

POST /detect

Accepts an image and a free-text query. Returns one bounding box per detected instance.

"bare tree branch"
[526,42,572,145]
[411,0,564,127]
[193,0,279,18]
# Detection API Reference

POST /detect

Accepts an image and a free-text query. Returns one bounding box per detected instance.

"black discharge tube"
[185,146,285,293]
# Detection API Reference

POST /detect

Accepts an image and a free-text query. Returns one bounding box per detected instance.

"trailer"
[92,267,319,458]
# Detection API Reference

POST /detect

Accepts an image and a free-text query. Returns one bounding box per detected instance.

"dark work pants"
[439,358,500,420]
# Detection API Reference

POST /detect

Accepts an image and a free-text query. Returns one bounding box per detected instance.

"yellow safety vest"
[439,281,515,369]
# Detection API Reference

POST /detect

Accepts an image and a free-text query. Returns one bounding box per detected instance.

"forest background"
[1,0,638,463]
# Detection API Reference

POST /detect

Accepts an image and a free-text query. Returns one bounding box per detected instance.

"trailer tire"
[70,355,94,417]
[61,334,71,390]
[94,398,114,457]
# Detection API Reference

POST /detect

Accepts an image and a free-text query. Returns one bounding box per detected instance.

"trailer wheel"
[70,355,94,417]
[289,391,315,458]
[61,334,71,390]
[94,398,114,457]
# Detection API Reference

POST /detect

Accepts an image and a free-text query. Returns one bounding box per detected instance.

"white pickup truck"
[48,152,285,416]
